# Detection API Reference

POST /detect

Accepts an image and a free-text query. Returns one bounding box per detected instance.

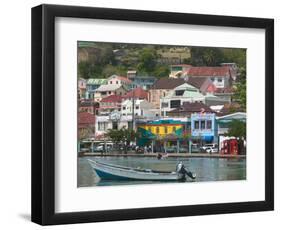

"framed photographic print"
[31,4,274,225]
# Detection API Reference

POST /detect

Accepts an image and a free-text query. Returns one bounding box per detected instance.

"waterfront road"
[80,152,246,158]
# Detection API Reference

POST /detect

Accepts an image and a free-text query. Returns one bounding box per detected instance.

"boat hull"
[88,159,180,181]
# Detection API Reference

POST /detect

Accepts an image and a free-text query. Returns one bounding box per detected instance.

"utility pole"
[91,89,97,152]
[132,88,135,131]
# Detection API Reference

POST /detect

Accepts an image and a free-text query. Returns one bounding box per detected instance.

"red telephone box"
[221,139,238,155]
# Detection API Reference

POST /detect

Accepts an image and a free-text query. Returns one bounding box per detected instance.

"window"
[122,106,126,110]
[218,78,223,82]
[164,126,168,134]
[112,122,118,130]
[201,120,206,129]
[98,122,108,131]
[116,81,118,84]
[148,127,152,133]
[156,127,160,134]
[110,81,112,84]
[136,105,139,109]
[210,77,214,81]
[207,120,212,129]
[175,90,184,96]
[170,100,181,108]
[173,126,176,132]
[194,121,199,129]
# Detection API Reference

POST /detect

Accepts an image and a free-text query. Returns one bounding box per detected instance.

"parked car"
[205,146,219,153]
[92,145,104,152]
[201,144,218,152]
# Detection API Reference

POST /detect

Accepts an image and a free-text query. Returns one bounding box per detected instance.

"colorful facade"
[191,113,216,143]
[137,119,190,147]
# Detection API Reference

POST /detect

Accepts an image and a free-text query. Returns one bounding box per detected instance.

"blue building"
[191,113,217,143]
[129,76,157,90]
[86,78,107,99]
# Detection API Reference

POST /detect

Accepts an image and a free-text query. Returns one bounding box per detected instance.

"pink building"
[78,78,87,99]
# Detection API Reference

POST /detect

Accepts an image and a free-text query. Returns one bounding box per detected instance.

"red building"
[78,112,95,140]
[123,87,148,100]
[98,95,123,115]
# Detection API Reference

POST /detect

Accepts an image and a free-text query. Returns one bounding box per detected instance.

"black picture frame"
[31,4,274,225]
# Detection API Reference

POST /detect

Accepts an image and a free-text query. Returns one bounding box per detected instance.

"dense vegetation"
[78,42,246,79]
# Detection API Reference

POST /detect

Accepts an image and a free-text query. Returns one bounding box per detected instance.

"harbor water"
[78,156,246,187]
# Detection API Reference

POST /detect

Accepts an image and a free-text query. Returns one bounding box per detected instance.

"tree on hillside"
[78,61,95,79]
[222,48,246,68]
[153,65,170,78]
[137,48,158,74]
[190,47,224,66]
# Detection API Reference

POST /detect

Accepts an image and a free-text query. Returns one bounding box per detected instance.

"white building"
[94,84,128,102]
[95,111,133,137]
[107,74,132,88]
[121,99,158,118]
[160,83,206,116]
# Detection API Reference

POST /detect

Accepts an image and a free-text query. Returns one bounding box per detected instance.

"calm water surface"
[78,156,246,187]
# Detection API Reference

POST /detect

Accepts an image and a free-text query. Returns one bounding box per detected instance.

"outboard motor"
[176,162,196,181]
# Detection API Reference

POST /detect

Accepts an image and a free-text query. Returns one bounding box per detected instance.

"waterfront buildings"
[137,119,190,152]
[191,113,217,143]
[216,112,246,153]
[95,111,133,138]
[78,59,244,154]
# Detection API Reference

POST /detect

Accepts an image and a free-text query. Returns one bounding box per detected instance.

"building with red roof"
[123,87,148,100]
[107,74,132,88]
[186,76,217,94]
[184,66,234,89]
[78,112,95,139]
[98,95,123,115]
